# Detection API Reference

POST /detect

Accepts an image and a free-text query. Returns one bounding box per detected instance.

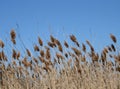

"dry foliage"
[0,31,120,89]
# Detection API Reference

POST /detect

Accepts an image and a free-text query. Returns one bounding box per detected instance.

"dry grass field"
[0,30,120,89]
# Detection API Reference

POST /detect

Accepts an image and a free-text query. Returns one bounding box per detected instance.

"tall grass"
[0,29,120,89]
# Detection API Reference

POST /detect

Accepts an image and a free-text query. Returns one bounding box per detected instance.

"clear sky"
[0,0,120,53]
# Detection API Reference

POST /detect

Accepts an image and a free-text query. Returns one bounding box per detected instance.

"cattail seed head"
[50,35,55,42]
[56,53,64,60]
[10,29,16,40]
[71,47,81,56]
[38,36,43,46]
[64,41,69,48]
[55,39,61,46]
[110,34,117,43]
[82,43,86,52]
[0,39,4,48]
[58,45,63,53]
[70,35,77,42]
[46,48,51,59]
[12,49,17,59]
[26,48,31,57]
[40,50,44,57]
[48,42,55,48]
[34,45,39,51]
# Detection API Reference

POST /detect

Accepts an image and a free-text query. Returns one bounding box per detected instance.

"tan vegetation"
[0,30,120,89]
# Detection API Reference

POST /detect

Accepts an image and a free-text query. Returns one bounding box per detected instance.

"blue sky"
[0,0,120,53]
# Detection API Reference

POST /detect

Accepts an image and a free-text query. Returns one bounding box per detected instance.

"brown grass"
[0,30,120,89]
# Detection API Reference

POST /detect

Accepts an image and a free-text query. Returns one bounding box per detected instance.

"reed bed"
[0,30,120,89]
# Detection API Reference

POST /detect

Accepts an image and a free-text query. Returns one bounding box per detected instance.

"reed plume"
[0,39,4,48]
[40,50,44,57]
[64,41,69,48]
[38,36,43,46]
[110,34,117,43]
[10,29,16,44]
[82,43,86,52]
[12,49,17,59]
[26,48,31,57]
[71,47,81,56]
[34,45,39,51]
[70,35,77,42]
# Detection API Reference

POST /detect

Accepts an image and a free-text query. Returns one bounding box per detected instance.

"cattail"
[55,39,61,46]
[68,59,72,66]
[116,66,120,72]
[92,53,99,62]
[0,51,3,60]
[82,43,86,52]
[107,61,113,67]
[46,48,51,59]
[58,45,63,53]
[0,51,7,61]
[12,49,17,59]
[10,29,16,44]
[22,57,27,63]
[17,51,20,59]
[13,61,17,66]
[33,57,38,64]
[86,40,94,52]
[111,44,116,52]
[48,42,55,48]
[70,35,77,42]
[43,67,48,72]
[18,66,23,74]
[110,34,117,43]
[104,47,108,53]
[64,41,69,48]
[38,36,43,46]
[70,35,80,47]
[40,50,44,57]
[26,48,31,57]
[44,46,50,50]
[81,55,86,62]
[50,35,55,42]
[0,39,4,48]
[101,51,107,63]
[38,56,45,63]
[86,40,91,47]
[71,47,81,56]
[24,62,31,68]
[10,29,16,40]
[56,53,64,60]
[114,55,120,64]
[34,45,39,51]
[90,46,94,52]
